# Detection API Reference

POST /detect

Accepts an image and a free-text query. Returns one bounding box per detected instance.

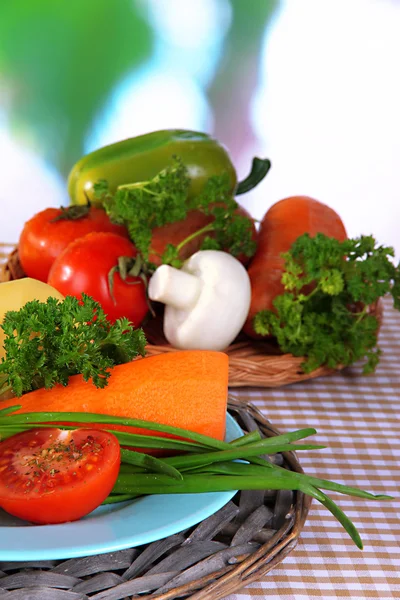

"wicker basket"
[0,245,383,388]
[0,397,311,599]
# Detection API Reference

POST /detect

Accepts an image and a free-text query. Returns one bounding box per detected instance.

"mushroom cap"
[163,250,251,351]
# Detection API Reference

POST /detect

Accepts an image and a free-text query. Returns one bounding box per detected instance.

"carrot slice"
[1,351,228,441]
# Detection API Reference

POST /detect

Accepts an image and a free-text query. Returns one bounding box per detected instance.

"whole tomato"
[19,205,129,282]
[48,232,149,326]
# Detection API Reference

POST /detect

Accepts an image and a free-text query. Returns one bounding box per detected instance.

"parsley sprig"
[254,234,400,373]
[0,294,147,397]
[94,157,256,269]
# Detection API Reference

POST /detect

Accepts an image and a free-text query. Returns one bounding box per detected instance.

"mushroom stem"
[148,265,202,310]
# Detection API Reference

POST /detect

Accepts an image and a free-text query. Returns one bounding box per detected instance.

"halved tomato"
[0,428,120,524]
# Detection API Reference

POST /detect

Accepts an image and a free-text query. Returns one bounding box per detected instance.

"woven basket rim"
[0,248,383,389]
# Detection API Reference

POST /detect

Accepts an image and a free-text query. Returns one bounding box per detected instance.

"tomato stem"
[50,204,91,222]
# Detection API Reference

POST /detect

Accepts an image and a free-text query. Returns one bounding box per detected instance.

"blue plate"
[0,412,243,561]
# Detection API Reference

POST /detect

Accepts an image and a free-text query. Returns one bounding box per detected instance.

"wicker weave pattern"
[0,246,383,388]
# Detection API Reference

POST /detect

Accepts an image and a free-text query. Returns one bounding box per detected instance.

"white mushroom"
[148,250,251,351]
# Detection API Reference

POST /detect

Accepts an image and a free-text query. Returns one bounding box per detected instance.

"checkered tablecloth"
[228,296,400,600]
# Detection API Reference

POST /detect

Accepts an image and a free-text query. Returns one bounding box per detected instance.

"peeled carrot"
[1,351,228,441]
[243,196,347,337]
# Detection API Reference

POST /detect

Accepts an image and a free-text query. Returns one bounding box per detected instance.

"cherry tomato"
[0,428,120,524]
[19,205,129,282]
[48,232,149,325]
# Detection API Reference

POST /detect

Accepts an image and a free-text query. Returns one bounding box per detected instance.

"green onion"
[161,439,326,472]
[228,430,262,446]
[0,409,229,450]
[113,472,309,495]
[0,405,21,416]
[120,449,182,481]
[304,485,364,549]
[0,423,211,453]
[102,494,138,505]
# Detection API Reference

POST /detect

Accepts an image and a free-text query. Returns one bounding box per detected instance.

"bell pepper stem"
[236,157,271,195]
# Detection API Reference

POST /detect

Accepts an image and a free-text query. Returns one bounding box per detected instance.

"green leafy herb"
[0,406,393,549]
[95,157,189,262]
[0,294,146,397]
[94,157,256,269]
[160,243,183,268]
[187,174,257,259]
[254,233,400,373]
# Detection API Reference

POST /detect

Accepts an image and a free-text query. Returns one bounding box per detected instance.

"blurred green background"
[0,0,278,176]
[0,0,399,258]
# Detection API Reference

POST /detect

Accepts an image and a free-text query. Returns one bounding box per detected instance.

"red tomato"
[19,206,129,282]
[0,428,120,524]
[48,232,149,325]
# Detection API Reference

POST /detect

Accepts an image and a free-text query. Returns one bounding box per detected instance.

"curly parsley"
[0,294,147,397]
[94,157,256,269]
[254,234,400,374]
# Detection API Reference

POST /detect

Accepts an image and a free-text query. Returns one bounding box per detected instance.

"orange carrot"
[1,351,228,441]
[244,196,347,337]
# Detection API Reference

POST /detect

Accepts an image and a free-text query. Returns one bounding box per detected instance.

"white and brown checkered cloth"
[228,296,400,600]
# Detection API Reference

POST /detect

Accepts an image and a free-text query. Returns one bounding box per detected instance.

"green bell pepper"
[68,129,237,205]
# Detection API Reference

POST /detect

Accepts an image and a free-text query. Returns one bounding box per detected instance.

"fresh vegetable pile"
[9,128,400,368]
[0,295,394,548]
[0,128,397,549]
